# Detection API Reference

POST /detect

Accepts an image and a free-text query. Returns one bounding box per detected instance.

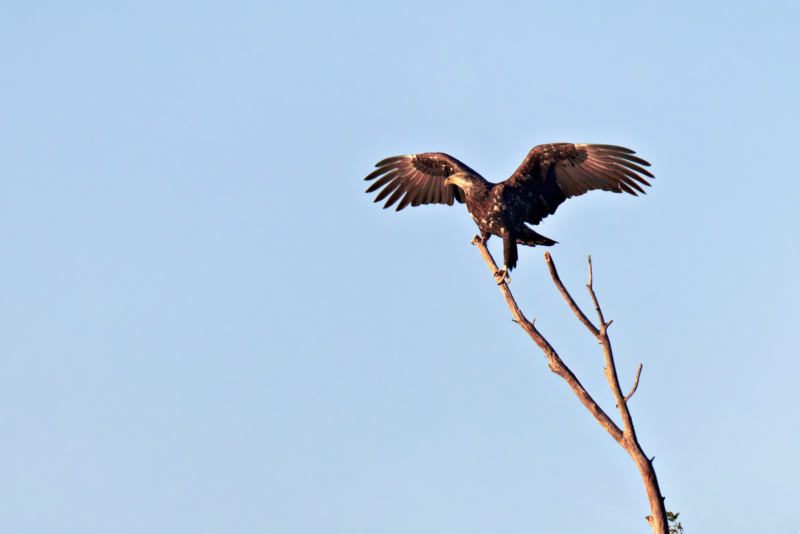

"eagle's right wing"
[364,153,480,211]
[504,143,654,225]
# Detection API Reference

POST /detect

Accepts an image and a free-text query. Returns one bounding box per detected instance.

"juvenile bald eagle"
[364,143,653,284]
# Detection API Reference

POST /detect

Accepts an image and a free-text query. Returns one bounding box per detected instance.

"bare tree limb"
[625,364,644,403]
[472,237,668,534]
[544,251,599,336]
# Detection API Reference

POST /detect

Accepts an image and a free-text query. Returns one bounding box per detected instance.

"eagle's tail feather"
[516,227,557,247]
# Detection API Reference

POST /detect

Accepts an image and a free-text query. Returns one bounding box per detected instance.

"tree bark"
[471,236,668,534]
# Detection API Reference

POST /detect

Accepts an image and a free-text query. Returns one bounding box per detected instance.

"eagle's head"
[444,173,487,193]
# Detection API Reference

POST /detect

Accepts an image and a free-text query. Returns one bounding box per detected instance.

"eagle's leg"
[495,234,517,285]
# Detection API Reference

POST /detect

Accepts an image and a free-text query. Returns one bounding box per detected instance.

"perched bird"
[364,143,653,284]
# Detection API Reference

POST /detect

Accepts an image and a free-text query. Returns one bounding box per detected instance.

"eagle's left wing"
[504,143,654,225]
[364,153,479,211]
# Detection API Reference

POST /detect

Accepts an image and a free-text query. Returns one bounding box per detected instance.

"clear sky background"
[1,0,798,532]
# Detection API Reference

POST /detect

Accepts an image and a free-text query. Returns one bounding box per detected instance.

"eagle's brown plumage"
[364,143,654,283]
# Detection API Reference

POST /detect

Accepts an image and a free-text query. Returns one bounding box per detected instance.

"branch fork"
[474,240,668,534]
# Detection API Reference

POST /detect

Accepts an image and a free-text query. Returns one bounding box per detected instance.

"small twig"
[624,364,644,403]
[586,255,606,326]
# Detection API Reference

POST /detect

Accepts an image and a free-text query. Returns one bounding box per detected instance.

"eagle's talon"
[494,269,510,285]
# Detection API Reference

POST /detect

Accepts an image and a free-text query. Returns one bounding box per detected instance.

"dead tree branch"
[472,237,668,534]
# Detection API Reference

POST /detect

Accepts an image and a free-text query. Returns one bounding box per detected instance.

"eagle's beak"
[444,177,454,186]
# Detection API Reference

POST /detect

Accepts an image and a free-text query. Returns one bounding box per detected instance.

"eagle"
[364,143,653,284]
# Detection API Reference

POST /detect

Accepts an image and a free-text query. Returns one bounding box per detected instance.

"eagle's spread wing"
[504,143,654,225]
[364,153,479,211]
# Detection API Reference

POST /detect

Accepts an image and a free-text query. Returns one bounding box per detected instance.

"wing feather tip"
[375,155,406,167]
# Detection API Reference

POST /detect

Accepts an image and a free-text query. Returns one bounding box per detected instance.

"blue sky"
[1,0,799,532]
